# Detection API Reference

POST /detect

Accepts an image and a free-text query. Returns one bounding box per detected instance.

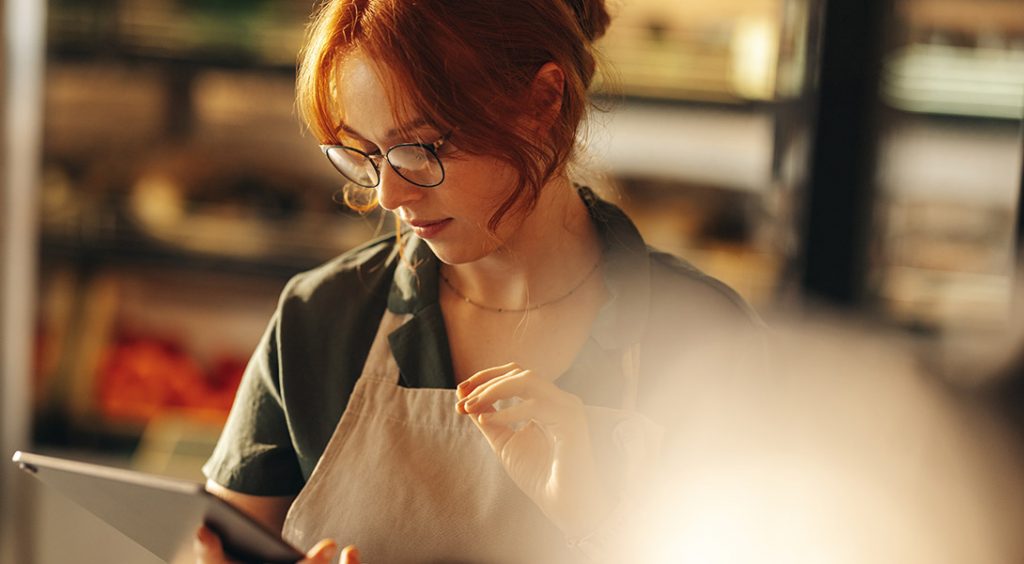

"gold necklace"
[440,259,602,313]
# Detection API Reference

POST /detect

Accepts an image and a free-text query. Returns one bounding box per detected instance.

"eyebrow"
[336,118,434,144]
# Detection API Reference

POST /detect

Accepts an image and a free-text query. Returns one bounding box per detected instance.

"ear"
[528,62,566,129]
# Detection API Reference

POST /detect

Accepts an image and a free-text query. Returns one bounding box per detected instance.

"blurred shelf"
[899,0,1024,35]
[596,0,794,102]
[878,265,1013,330]
[883,44,1024,120]
[38,178,383,278]
[47,0,309,73]
[38,207,380,278]
[33,410,148,455]
[41,233,327,279]
[588,102,776,191]
[877,113,1023,206]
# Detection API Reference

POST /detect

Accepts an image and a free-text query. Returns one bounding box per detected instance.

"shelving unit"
[31,0,367,466]
[869,0,1024,330]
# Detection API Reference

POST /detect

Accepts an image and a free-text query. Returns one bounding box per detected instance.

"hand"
[194,525,361,563]
[456,363,614,539]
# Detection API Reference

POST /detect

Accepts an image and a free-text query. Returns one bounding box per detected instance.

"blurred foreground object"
[638,313,1024,563]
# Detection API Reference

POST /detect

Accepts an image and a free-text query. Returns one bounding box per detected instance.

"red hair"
[296,0,611,229]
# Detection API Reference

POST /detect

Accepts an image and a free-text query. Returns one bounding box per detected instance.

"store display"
[96,333,245,423]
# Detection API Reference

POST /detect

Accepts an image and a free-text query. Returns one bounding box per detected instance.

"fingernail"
[325,544,339,561]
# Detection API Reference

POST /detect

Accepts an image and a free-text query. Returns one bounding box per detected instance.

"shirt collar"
[385,186,653,349]
[386,232,440,315]
[579,186,652,350]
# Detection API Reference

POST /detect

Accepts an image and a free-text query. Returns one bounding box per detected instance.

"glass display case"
[872,0,1024,329]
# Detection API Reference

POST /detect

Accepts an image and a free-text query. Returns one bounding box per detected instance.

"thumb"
[193,525,224,563]
[301,539,339,563]
[340,545,361,564]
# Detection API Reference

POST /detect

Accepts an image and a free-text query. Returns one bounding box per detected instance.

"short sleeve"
[202,312,306,496]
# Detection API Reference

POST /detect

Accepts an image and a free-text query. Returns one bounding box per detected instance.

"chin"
[421,238,496,266]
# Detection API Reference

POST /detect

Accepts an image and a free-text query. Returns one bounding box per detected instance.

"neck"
[441,178,603,310]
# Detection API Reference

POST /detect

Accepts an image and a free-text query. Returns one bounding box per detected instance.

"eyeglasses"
[320,133,449,189]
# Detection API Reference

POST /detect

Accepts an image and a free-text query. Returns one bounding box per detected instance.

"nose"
[375,164,423,212]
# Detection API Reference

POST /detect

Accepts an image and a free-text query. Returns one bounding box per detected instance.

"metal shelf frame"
[2,2,47,563]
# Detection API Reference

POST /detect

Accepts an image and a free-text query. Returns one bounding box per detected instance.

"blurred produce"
[96,332,244,422]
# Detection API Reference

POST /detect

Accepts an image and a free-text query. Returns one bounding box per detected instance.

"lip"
[406,217,452,239]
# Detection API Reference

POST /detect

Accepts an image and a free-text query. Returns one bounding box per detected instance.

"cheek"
[444,156,520,214]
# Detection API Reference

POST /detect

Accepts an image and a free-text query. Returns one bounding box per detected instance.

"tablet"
[12,451,304,563]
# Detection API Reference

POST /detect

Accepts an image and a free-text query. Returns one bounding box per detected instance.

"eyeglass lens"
[325,145,443,188]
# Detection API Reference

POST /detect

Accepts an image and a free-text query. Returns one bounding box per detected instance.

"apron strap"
[361,311,413,383]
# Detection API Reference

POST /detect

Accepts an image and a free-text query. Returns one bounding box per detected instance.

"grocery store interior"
[1,0,1023,562]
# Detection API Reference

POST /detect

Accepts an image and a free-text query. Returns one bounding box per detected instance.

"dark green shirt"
[203,187,762,496]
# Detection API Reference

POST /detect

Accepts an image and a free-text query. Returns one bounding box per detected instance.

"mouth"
[405,217,453,239]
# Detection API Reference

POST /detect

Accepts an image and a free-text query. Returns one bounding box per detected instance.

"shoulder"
[278,233,400,312]
[638,249,771,419]
[646,248,762,328]
[270,233,401,346]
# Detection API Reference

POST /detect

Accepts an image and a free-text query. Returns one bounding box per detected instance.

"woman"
[196,0,762,562]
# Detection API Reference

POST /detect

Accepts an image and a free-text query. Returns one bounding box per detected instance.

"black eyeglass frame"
[319,132,451,189]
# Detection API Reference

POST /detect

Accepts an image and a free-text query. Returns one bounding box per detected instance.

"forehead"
[335,50,420,142]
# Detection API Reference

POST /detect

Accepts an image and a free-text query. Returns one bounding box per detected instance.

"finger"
[300,539,339,563]
[456,362,519,399]
[477,398,540,428]
[461,367,532,408]
[340,545,361,564]
[462,369,565,414]
[194,525,227,564]
[456,366,522,413]
[478,393,582,438]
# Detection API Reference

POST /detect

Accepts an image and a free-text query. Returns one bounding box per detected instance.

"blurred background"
[1,0,1022,562]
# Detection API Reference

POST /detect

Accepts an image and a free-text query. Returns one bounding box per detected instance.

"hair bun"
[565,0,611,42]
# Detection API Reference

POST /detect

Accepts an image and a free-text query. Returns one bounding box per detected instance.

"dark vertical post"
[800,0,891,305]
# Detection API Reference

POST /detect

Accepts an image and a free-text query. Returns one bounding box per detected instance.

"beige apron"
[282,310,663,563]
